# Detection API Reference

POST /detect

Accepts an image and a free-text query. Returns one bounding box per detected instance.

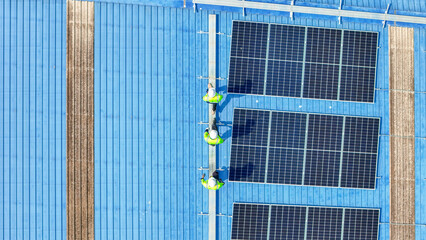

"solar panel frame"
[228,20,379,103]
[231,203,380,240]
[229,108,380,189]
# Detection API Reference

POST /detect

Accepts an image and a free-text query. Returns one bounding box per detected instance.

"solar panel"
[342,31,377,67]
[339,66,376,102]
[228,21,378,103]
[228,57,266,95]
[304,150,341,187]
[343,208,380,240]
[231,203,269,240]
[232,203,380,240]
[229,145,267,183]
[305,28,342,64]
[270,112,307,149]
[230,21,269,58]
[307,114,343,151]
[231,108,270,146]
[265,60,303,97]
[229,108,380,189]
[269,24,305,61]
[307,207,343,239]
[303,63,339,100]
[266,148,304,185]
[269,205,306,240]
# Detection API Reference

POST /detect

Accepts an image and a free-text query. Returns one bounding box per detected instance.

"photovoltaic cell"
[229,108,380,189]
[339,66,376,102]
[306,28,342,64]
[307,207,343,240]
[266,148,304,185]
[265,60,303,97]
[342,31,378,67]
[343,209,380,240]
[229,145,267,183]
[228,57,266,95]
[340,153,377,189]
[344,117,380,153]
[231,108,270,146]
[269,24,305,61]
[232,203,380,240]
[270,112,307,149]
[228,21,378,103]
[304,150,341,187]
[269,205,306,240]
[303,63,340,100]
[230,21,269,58]
[231,204,269,240]
[307,114,343,151]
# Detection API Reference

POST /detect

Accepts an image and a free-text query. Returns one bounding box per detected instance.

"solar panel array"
[232,203,380,240]
[228,21,378,103]
[229,108,380,189]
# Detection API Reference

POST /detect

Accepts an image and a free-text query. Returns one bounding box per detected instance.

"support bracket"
[383,4,391,28]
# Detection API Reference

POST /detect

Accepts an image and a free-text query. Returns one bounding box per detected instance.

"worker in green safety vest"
[201,171,224,190]
[203,83,223,114]
[204,118,224,145]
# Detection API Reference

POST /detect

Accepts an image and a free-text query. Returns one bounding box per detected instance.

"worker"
[203,83,223,114]
[204,118,224,145]
[201,171,224,190]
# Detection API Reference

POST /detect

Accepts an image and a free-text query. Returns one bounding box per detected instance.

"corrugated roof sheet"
[0,0,67,239]
[1,0,425,240]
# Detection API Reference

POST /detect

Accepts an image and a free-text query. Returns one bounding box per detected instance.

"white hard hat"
[208,88,216,98]
[208,178,217,188]
[209,130,218,139]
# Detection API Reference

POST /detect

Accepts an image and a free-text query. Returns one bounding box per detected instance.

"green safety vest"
[201,178,224,190]
[204,132,224,145]
[203,92,223,103]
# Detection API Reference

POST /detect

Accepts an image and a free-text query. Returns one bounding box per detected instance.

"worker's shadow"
[218,93,243,113]
[220,118,255,142]
[229,163,255,181]
[218,121,233,141]
[218,166,229,182]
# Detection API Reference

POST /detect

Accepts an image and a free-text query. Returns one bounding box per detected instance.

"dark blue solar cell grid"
[339,66,376,102]
[231,203,380,240]
[266,148,304,185]
[342,31,378,67]
[228,57,266,95]
[344,117,380,153]
[343,209,380,240]
[303,63,339,100]
[265,60,303,97]
[230,109,379,189]
[307,207,343,240]
[229,21,377,103]
[304,150,341,187]
[306,27,342,64]
[340,153,377,189]
[268,24,305,61]
[307,114,343,151]
[269,206,307,240]
[231,204,269,240]
[270,112,307,149]
[229,145,268,183]
[230,21,269,58]
[231,109,270,146]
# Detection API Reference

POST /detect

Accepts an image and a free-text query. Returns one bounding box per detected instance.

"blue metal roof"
[0,0,67,239]
[1,0,426,239]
